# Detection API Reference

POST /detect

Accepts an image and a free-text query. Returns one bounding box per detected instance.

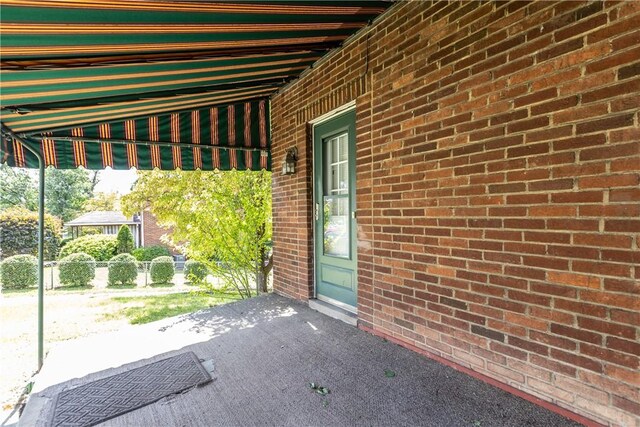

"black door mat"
[49,351,211,427]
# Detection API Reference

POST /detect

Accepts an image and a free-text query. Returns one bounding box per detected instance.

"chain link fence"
[41,260,190,289]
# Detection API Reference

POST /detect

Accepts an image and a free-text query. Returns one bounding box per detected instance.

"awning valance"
[2,99,270,171]
[0,0,393,171]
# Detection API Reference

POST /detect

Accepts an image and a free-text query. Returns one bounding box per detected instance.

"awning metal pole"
[2,124,46,369]
[37,155,45,369]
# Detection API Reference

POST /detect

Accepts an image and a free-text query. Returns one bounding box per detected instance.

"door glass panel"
[323,196,349,258]
[323,132,350,258]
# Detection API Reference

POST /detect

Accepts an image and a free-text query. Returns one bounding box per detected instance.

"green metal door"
[314,109,357,309]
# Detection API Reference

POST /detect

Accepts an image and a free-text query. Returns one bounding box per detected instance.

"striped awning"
[0,0,392,171]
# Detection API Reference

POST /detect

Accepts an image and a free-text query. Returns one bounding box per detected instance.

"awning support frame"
[1,123,46,370]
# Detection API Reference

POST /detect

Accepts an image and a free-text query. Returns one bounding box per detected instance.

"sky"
[93,168,138,195]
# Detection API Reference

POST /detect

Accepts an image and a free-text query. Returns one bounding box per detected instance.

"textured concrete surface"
[21,294,581,426]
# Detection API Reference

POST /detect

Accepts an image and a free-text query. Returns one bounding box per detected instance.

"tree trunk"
[255,247,272,294]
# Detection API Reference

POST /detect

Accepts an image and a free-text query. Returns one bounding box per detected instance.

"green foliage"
[122,169,272,298]
[59,237,75,248]
[79,226,102,236]
[132,245,171,262]
[44,168,93,222]
[107,253,138,286]
[0,207,62,260]
[84,192,120,212]
[58,234,117,261]
[0,164,38,211]
[116,225,135,254]
[150,256,175,284]
[184,259,209,283]
[0,254,38,289]
[58,252,96,287]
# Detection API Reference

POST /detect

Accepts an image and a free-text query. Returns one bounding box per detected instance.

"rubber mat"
[49,351,211,426]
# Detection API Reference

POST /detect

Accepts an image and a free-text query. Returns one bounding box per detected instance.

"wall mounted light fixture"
[282,147,298,175]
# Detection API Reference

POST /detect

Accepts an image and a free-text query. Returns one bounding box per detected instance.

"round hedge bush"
[108,253,138,286]
[132,245,172,262]
[58,252,96,287]
[184,260,209,283]
[0,254,38,290]
[150,256,175,284]
[59,234,117,261]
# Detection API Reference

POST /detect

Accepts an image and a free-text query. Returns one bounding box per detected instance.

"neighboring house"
[66,210,173,251]
[65,211,142,247]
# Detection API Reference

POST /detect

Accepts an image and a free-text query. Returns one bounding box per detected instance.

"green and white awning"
[0,0,392,171]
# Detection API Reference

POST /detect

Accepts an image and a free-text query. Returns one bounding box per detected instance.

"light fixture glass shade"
[282,147,297,175]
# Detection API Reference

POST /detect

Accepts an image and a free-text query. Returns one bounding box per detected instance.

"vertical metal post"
[2,124,46,369]
[37,160,45,368]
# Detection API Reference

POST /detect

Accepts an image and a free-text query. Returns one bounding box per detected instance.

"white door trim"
[309,100,356,125]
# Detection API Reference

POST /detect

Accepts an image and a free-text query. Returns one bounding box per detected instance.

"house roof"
[66,211,137,226]
[0,0,393,171]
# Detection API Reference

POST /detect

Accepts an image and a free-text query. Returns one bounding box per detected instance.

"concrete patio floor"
[19,294,581,426]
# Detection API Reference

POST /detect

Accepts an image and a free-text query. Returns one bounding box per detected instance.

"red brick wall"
[141,209,173,251]
[271,2,639,425]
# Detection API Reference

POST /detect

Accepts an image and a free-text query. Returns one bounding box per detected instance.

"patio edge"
[359,325,605,427]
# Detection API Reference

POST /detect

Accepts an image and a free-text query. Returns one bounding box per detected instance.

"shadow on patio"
[20,294,579,426]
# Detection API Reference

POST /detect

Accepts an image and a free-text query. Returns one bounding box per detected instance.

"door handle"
[315,203,319,221]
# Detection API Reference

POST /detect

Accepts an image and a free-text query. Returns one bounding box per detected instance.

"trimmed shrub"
[184,259,209,283]
[116,225,135,254]
[0,208,61,260]
[132,245,171,262]
[0,254,38,290]
[59,237,75,248]
[58,252,96,287]
[80,226,102,236]
[150,256,175,284]
[108,253,138,286]
[58,234,117,261]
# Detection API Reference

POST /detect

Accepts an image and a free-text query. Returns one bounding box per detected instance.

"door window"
[323,132,350,258]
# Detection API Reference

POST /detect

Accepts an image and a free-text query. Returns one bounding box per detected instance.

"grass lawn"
[102,290,242,324]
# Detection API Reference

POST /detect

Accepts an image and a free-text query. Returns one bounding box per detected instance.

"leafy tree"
[116,225,135,254]
[123,169,272,298]
[84,192,120,212]
[0,164,38,212]
[44,168,93,222]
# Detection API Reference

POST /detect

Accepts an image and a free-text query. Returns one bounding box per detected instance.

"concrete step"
[308,299,357,326]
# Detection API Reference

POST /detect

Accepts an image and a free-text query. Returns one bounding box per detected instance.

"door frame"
[310,101,357,313]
